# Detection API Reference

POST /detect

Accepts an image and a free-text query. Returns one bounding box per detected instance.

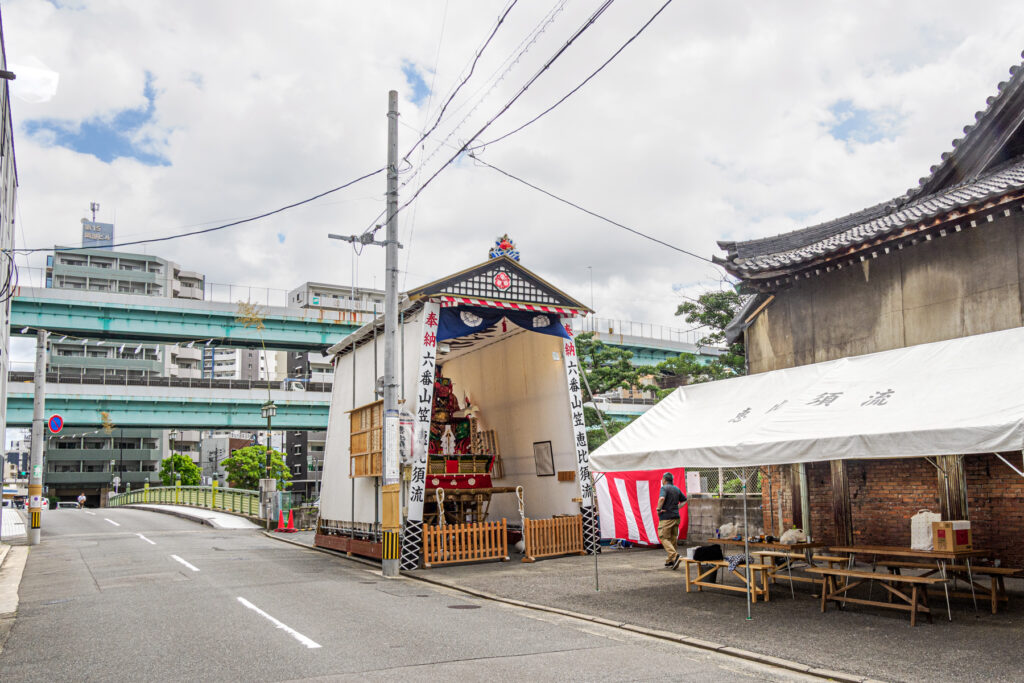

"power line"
[397,0,568,196]
[471,0,673,150]
[373,0,615,234]
[402,0,519,161]
[12,167,386,254]
[469,153,715,265]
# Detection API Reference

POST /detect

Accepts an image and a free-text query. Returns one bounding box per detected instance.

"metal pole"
[798,463,811,541]
[28,330,48,545]
[382,89,401,578]
[742,467,751,620]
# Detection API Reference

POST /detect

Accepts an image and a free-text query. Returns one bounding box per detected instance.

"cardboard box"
[932,520,972,551]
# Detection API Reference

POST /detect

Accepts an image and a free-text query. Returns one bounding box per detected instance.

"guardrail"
[8,370,332,393]
[109,483,262,516]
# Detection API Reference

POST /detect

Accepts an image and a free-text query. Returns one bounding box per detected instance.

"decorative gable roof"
[405,255,592,315]
[717,50,1024,282]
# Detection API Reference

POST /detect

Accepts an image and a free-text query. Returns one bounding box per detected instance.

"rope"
[436,488,446,559]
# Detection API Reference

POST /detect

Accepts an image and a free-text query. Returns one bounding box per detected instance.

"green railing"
[109,483,262,517]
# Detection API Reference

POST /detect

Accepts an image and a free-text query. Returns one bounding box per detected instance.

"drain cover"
[447,604,481,610]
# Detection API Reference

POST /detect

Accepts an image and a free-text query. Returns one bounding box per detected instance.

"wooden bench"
[753,551,848,585]
[681,558,772,603]
[806,567,947,627]
[878,561,1022,614]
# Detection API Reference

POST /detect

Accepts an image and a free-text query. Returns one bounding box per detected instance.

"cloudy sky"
[7,0,1024,347]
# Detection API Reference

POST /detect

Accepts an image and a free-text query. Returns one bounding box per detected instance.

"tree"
[221,446,291,491]
[159,453,202,486]
[573,332,652,401]
[671,289,747,381]
[584,407,634,452]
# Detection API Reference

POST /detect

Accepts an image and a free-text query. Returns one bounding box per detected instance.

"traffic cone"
[285,509,296,532]
[276,510,286,532]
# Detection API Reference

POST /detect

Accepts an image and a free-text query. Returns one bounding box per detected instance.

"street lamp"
[261,401,277,476]
[169,429,179,484]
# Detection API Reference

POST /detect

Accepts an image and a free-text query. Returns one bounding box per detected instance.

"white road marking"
[82,511,96,516]
[136,533,156,545]
[171,554,200,572]
[104,518,120,526]
[236,597,321,649]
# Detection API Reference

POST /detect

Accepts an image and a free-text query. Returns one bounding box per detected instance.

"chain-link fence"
[684,467,763,496]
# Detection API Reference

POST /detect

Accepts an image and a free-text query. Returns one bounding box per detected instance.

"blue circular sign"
[48,414,63,434]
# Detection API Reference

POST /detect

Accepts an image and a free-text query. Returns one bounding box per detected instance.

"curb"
[260,532,874,682]
[125,504,263,530]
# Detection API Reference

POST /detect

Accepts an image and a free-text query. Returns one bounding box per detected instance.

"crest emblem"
[493,272,512,291]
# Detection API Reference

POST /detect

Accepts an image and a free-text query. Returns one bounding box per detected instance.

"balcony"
[46,471,156,485]
[52,263,158,284]
[45,448,162,461]
[49,355,163,372]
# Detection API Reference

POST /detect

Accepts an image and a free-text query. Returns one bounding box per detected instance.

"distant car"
[56,502,79,509]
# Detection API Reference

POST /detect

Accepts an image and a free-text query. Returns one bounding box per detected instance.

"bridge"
[5,373,331,430]
[10,287,362,351]
[9,288,720,363]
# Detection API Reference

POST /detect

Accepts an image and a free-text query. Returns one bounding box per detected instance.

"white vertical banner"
[561,327,593,508]
[407,300,440,523]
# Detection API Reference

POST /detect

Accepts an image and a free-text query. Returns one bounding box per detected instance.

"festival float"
[315,236,599,568]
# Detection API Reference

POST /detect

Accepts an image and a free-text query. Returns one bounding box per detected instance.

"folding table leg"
[786,558,795,600]
[938,560,952,621]
[965,558,978,612]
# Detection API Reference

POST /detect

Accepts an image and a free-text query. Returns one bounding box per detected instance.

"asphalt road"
[0,508,815,682]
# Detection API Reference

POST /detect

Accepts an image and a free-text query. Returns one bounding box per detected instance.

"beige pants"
[658,519,680,561]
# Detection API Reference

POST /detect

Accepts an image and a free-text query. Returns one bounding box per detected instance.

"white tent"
[590,326,1024,473]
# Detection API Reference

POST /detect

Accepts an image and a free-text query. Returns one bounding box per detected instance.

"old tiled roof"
[717,50,1024,280]
[716,156,1024,277]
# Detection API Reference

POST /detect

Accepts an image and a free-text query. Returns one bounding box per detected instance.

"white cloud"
[6,0,1024,347]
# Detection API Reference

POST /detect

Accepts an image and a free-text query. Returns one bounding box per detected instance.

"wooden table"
[828,545,992,620]
[707,539,827,598]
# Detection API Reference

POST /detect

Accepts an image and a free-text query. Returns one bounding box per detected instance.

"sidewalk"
[0,509,26,543]
[270,533,1023,683]
[128,504,260,529]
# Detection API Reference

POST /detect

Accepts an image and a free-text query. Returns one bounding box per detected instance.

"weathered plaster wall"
[746,214,1024,373]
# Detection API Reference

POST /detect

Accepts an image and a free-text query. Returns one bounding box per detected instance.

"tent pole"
[742,467,751,620]
[593,473,604,591]
[798,463,811,541]
[776,467,784,536]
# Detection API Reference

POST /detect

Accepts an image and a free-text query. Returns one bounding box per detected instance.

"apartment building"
[283,283,383,501]
[43,245,205,504]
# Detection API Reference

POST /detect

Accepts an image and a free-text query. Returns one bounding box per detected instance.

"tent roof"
[590,326,1024,472]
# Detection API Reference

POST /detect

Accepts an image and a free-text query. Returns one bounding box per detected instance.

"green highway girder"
[10,288,361,352]
[5,389,330,430]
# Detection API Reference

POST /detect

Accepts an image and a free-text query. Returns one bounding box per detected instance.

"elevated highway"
[5,372,331,430]
[10,286,361,351]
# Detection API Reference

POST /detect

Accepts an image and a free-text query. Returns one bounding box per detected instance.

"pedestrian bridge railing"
[109,483,262,517]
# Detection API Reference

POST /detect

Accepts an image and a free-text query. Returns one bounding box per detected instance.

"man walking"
[656,472,686,568]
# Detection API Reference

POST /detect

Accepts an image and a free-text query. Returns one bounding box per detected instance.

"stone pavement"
[0,509,26,542]
[273,533,1023,683]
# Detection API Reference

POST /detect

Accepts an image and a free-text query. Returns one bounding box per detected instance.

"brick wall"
[760,454,1024,567]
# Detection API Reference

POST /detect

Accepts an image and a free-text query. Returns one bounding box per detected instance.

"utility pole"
[381,89,401,578]
[28,329,48,545]
[328,90,402,577]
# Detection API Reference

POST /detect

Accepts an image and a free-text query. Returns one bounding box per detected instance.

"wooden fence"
[522,515,585,562]
[423,519,509,567]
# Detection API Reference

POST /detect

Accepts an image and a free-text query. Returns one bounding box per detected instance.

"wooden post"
[789,464,802,529]
[937,454,969,520]
[830,460,853,545]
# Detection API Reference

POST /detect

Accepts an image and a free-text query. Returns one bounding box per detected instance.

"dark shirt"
[658,484,685,520]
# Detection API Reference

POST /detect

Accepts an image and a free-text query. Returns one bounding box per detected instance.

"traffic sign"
[48,414,64,434]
